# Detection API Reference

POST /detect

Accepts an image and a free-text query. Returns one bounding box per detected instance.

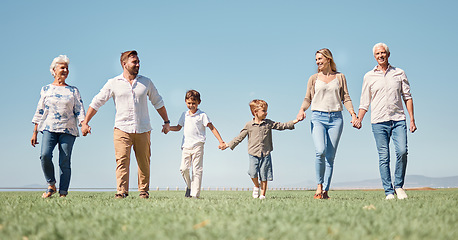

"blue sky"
[1,1,457,190]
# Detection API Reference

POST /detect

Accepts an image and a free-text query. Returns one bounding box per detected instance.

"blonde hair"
[50,55,69,76]
[373,43,390,55]
[249,99,268,116]
[316,48,337,72]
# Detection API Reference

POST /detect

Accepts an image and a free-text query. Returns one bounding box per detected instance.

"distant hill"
[332,175,458,189]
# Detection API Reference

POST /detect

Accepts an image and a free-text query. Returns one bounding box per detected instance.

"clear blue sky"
[1,1,457,189]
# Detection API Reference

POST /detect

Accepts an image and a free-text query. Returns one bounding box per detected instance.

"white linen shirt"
[359,65,412,124]
[89,74,164,133]
[178,109,210,149]
[32,84,86,137]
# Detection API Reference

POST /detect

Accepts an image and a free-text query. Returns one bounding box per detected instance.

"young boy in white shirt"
[169,90,226,198]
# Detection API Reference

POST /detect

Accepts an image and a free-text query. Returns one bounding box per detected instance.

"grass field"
[0,189,456,240]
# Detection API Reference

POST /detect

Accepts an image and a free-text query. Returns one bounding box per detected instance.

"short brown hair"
[185,90,201,103]
[249,99,268,116]
[120,50,138,66]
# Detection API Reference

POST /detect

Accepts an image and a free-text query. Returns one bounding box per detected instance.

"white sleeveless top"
[310,78,343,112]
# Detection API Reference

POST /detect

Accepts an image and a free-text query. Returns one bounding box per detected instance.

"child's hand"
[219,142,228,150]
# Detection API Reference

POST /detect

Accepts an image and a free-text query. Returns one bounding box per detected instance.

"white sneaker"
[385,194,395,200]
[259,195,266,200]
[252,187,260,198]
[395,188,408,199]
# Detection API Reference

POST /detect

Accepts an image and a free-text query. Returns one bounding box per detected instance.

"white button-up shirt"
[89,74,164,133]
[359,65,412,124]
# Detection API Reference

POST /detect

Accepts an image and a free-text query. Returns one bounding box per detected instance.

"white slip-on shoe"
[395,188,408,199]
[385,194,395,200]
[259,195,266,200]
[252,187,260,198]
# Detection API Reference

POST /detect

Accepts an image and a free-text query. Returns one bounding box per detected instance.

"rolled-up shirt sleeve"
[147,81,164,110]
[359,75,371,111]
[401,71,412,101]
[89,80,113,111]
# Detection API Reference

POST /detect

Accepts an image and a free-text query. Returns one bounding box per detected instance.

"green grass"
[0,189,457,240]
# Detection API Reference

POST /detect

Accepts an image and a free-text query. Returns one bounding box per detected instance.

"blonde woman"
[297,48,357,199]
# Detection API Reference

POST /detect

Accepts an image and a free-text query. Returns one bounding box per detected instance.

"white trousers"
[180,143,204,197]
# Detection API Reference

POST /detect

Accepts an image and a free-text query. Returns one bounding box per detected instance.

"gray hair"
[372,43,390,55]
[50,55,70,76]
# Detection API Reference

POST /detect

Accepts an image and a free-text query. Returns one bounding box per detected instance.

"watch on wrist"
[164,120,170,124]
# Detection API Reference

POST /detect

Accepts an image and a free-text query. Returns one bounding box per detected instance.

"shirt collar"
[251,118,266,125]
[186,109,201,116]
[116,74,140,83]
[372,64,394,72]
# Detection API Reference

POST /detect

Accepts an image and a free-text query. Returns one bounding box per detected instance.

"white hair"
[50,55,70,76]
[372,43,390,55]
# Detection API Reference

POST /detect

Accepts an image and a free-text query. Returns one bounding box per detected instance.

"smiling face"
[374,46,390,67]
[315,53,330,72]
[123,55,140,76]
[185,98,200,114]
[254,108,268,121]
[53,63,69,80]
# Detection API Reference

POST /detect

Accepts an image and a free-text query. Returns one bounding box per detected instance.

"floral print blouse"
[32,84,86,137]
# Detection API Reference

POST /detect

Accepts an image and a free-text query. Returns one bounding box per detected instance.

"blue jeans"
[372,120,408,195]
[248,154,273,181]
[40,130,76,195]
[311,111,343,191]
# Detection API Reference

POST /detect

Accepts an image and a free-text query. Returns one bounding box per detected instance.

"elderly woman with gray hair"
[31,55,86,198]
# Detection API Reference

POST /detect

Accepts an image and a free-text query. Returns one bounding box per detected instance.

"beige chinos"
[114,128,151,194]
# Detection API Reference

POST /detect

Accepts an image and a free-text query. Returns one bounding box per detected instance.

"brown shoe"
[322,191,330,199]
[313,193,323,199]
[139,191,149,199]
[59,194,67,198]
[42,185,57,198]
[115,193,128,199]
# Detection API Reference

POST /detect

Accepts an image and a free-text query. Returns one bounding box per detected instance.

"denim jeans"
[40,130,76,195]
[311,111,343,191]
[248,154,273,181]
[371,120,408,195]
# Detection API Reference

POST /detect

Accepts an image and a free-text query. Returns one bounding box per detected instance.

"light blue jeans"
[311,111,343,191]
[372,120,408,195]
[40,130,76,195]
[248,154,273,181]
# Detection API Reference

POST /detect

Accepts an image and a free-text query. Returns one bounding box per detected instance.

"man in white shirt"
[353,43,417,200]
[82,50,170,199]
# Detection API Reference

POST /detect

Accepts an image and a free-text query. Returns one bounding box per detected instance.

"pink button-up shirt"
[359,65,412,124]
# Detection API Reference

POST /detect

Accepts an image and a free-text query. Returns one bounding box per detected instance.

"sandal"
[313,193,323,199]
[42,185,57,198]
[139,191,149,199]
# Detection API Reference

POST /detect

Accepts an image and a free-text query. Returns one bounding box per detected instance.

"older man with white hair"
[353,43,417,200]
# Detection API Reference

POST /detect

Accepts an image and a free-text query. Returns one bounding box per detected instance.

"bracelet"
[164,120,170,124]
[33,130,38,133]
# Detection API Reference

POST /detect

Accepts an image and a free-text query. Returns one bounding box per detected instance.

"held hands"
[161,123,170,134]
[351,114,362,129]
[219,142,229,150]
[81,123,91,136]
[296,110,306,121]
